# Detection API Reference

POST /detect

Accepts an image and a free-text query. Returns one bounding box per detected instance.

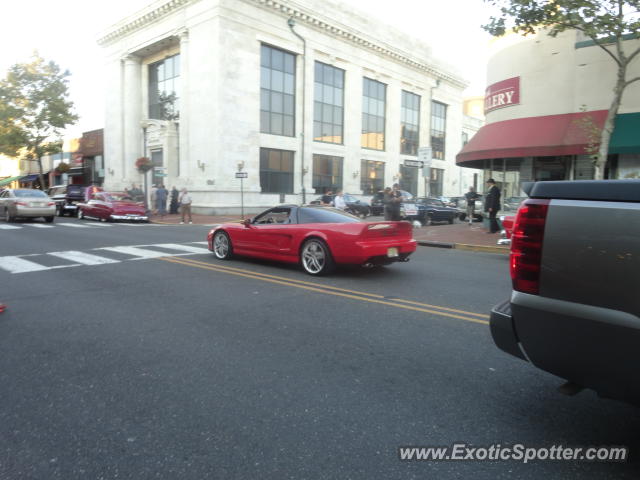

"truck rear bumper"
[492,291,640,403]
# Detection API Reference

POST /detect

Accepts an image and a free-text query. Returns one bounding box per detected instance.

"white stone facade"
[99,0,478,213]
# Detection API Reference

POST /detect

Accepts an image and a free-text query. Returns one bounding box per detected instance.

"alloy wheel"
[213,232,230,259]
[301,240,326,275]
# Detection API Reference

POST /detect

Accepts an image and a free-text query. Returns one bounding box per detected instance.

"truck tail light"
[510,198,550,295]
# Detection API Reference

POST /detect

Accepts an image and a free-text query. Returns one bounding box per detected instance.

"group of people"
[123,184,193,224]
[464,178,501,233]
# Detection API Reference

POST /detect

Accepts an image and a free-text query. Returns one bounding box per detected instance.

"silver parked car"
[0,189,56,223]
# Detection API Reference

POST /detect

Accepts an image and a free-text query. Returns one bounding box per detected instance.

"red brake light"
[48,202,55,206]
[510,198,550,295]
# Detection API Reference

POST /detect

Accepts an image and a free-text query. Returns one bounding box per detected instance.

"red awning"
[457,110,608,165]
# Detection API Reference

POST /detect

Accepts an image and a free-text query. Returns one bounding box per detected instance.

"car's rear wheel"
[426,214,433,226]
[45,216,54,223]
[300,238,334,276]
[213,231,233,260]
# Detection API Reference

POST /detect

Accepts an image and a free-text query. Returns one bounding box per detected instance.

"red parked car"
[77,191,148,223]
[498,214,516,245]
[208,205,417,275]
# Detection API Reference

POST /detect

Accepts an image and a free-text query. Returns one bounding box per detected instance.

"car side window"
[254,208,292,224]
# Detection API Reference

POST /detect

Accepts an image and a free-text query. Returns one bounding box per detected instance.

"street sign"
[403,159,424,168]
[418,147,432,167]
[235,172,248,179]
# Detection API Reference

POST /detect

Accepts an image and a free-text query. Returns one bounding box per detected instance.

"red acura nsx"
[207,205,417,275]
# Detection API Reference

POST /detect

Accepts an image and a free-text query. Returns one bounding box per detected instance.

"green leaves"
[0,52,78,160]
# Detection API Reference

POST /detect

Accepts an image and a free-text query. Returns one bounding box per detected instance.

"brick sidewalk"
[149,213,508,253]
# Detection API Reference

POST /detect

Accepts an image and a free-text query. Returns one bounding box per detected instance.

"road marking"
[96,246,173,259]
[80,222,112,227]
[24,224,55,228]
[48,250,121,265]
[0,224,22,230]
[160,256,489,326]
[0,256,56,273]
[192,241,209,245]
[57,223,92,228]
[175,256,489,320]
[152,243,211,254]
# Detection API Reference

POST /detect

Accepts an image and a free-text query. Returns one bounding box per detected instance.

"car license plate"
[387,247,399,258]
[403,203,418,216]
[31,202,44,207]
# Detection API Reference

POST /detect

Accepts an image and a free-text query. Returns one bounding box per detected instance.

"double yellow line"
[159,256,489,326]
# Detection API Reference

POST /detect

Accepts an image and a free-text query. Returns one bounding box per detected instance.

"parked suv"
[47,184,86,217]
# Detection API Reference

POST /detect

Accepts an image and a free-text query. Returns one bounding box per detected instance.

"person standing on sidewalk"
[484,178,501,233]
[169,186,180,214]
[179,188,193,224]
[464,186,481,225]
[150,184,158,214]
[156,184,168,217]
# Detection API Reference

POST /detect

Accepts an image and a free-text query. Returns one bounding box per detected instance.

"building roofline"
[97,0,469,89]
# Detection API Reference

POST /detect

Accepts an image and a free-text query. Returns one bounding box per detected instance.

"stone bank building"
[99,0,478,213]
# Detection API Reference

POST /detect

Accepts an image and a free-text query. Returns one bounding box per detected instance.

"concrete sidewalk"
[149,213,508,254]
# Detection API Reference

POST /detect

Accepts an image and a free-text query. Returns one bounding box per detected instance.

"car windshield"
[298,207,362,224]
[14,189,47,198]
[105,193,134,202]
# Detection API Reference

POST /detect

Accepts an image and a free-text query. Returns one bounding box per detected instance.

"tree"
[0,52,78,189]
[484,0,640,179]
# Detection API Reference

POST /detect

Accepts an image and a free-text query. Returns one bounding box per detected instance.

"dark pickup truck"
[47,184,86,217]
[490,180,640,404]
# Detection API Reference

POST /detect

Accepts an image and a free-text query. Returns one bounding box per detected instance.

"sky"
[0,0,495,139]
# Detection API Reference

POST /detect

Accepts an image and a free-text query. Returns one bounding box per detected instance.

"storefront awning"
[457,110,609,166]
[609,112,640,154]
[0,175,24,187]
[21,174,40,182]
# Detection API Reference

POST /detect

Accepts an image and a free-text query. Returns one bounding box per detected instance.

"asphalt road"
[0,217,638,479]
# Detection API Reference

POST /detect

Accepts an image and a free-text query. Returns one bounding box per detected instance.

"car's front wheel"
[300,238,335,276]
[212,231,233,260]
[45,216,55,223]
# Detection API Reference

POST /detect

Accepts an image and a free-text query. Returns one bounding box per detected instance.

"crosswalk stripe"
[48,250,120,265]
[152,243,211,254]
[192,241,209,245]
[57,223,92,228]
[0,256,54,273]
[24,224,55,228]
[96,246,172,259]
[83,222,112,227]
[0,224,22,230]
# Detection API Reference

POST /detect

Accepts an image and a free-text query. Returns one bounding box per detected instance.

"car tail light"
[48,202,55,206]
[510,198,550,295]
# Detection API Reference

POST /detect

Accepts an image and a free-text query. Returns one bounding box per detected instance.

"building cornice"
[97,0,194,46]
[246,0,468,89]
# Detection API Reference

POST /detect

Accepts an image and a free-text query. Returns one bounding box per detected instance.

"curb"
[417,240,509,254]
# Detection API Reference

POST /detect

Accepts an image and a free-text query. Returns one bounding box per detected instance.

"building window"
[260,45,295,137]
[361,160,385,195]
[312,154,343,193]
[361,78,386,150]
[149,54,181,120]
[399,165,418,195]
[151,150,164,186]
[314,62,344,144]
[462,131,469,146]
[400,91,420,155]
[431,101,447,160]
[260,148,294,193]
[429,167,444,197]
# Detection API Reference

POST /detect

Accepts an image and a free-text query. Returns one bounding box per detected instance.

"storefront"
[457,29,640,193]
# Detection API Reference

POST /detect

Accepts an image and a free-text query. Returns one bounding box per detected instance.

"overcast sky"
[0,0,494,138]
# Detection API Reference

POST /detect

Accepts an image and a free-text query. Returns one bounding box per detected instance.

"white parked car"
[0,188,56,223]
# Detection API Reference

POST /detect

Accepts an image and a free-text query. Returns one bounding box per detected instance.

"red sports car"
[208,205,417,275]
[77,191,148,222]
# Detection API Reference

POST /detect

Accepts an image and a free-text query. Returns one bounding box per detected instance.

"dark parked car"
[502,196,527,212]
[415,197,458,224]
[369,190,427,224]
[311,193,370,217]
[47,184,86,217]
[370,191,385,216]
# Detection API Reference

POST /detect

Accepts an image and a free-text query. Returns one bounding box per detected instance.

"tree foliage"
[483,0,640,179]
[0,52,78,187]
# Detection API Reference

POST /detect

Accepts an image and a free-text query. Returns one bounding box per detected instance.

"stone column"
[123,55,142,184]
[178,29,189,180]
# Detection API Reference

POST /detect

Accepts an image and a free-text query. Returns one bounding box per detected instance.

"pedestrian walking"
[484,178,501,233]
[464,186,481,225]
[156,184,168,217]
[179,188,193,224]
[130,184,144,203]
[384,184,402,221]
[169,186,179,214]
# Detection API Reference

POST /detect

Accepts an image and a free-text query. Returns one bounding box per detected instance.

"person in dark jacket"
[384,184,402,221]
[484,178,501,233]
[169,186,180,214]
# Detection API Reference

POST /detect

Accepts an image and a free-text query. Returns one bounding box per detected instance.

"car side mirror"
[242,218,252,227]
